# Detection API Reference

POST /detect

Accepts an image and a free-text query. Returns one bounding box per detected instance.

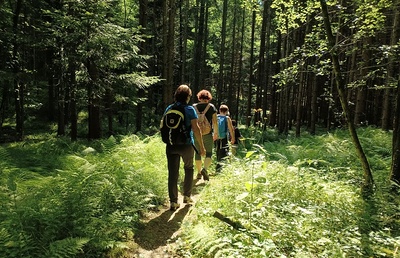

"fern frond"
[0,146,10,162]
[0,228,10,247]
[44,237,89,258]
[207,241,230,256]
[102,136,117,153]
[0,229,36,258]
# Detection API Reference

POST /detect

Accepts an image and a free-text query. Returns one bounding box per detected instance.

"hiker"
[215,104,235,172]
[161,85,206,211]
[231,119,242,156]
[193,89,219,181]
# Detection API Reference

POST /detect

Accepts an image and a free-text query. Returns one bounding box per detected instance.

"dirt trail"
[131,179,207,258]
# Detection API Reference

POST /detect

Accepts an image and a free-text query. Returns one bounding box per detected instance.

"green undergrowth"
[176,127,400,257]
[0,127,399,257]
[0,134,168,258]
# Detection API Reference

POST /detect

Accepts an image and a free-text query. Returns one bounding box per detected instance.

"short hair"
[231,120,237,126]
[197,90,213,101]
[219,104,229,113]
[174,85,192,103]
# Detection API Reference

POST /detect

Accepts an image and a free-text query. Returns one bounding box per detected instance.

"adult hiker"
[160,85,206,211]
[193,89,219,181]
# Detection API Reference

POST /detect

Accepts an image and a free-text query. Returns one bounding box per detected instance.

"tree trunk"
[310,73,318,134]
[320,0,374,192]
[236,6,246,122]
[391,77,400,184]
[383,3,399,131]
[87,60,101,139]
[193,0,206,95]
[390,1,400,184]
[262,0,272,130]
[136,0,148,133]
[105,88,113,136]
[12,0,24,141]
[295,67,305,137]
[57,73,65,136]
[354,38,371,126]
[246,8,256,127]
[217,0,228,103]
[69,61,77,141]
[46,49,56,122]
[0,81,10,128]
[202,3,209,89]
[179,0,189,83]
[256,1,268,113]
[278,31,287,134]
[279,19,291,135]
[228,0,238,111]
[269,30,281,127]
[162,0,176,106]
[382,89,392,130]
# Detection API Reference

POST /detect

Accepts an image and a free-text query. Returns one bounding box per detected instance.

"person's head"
[174,84,192,104]
[197,90,213,102]
[231,120,237,127]
[219,104,229,114]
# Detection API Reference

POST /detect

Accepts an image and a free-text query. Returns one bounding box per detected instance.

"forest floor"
[130,178,208,258]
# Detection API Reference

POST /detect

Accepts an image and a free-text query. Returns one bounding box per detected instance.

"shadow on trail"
[134,205,190,250]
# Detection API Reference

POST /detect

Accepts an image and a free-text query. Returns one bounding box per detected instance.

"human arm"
[227,117,235,145]
[191,119,206,156]
[212,113,218,141]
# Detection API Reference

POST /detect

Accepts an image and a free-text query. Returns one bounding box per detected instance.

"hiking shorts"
[195,133,213,160]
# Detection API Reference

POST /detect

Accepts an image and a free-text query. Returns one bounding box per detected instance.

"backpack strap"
[194,103,210,114]
[203,103,211,114]
[169,102,188,130]
[194,104,199,114]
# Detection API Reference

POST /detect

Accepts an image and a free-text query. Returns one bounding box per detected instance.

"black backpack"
[160,103,189,145]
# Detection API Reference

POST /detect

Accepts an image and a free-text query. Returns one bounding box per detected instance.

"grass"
[0,126,399,257]
[176,127,400,258]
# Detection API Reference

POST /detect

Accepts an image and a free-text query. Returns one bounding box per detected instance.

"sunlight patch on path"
[131,179,208,257]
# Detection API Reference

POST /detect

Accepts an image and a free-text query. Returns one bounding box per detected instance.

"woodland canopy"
[1,1,400,184]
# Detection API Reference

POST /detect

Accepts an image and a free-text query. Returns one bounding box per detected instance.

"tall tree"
[12,0,24,141]
[136,0,148,133]
[256,0,268,115]
[227,0,239,111]
[193,0,206,95]
[320,0,374,191]
[178,0,189,84]
[246,6,257,127]
[261,0,273,129]
[162,0,176,106]
[390,1,400,184]
[217,0,228,104]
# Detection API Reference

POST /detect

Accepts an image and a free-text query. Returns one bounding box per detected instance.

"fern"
[43,237,89,258]
[206,241,230,257]
[0,229,36,258]
[101,135,117,153]
[0,146,10,162]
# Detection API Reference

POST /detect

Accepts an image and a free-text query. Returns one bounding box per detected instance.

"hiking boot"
[183,196,193,204]
[201,168,209,181]
[170,202,180,211]
[196,173,202,180]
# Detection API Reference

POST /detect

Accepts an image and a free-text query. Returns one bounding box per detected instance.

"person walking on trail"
[161,85,206,211]
[216,104,235,172]
[193,90,219,181]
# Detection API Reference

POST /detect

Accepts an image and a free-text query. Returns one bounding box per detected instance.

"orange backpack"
[194,104,212,135]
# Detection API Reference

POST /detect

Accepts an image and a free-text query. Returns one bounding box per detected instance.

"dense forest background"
[0,1,399,181]
[1,1,400,257]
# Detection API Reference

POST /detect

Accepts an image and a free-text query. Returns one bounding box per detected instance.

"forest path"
[130,178,208,257]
